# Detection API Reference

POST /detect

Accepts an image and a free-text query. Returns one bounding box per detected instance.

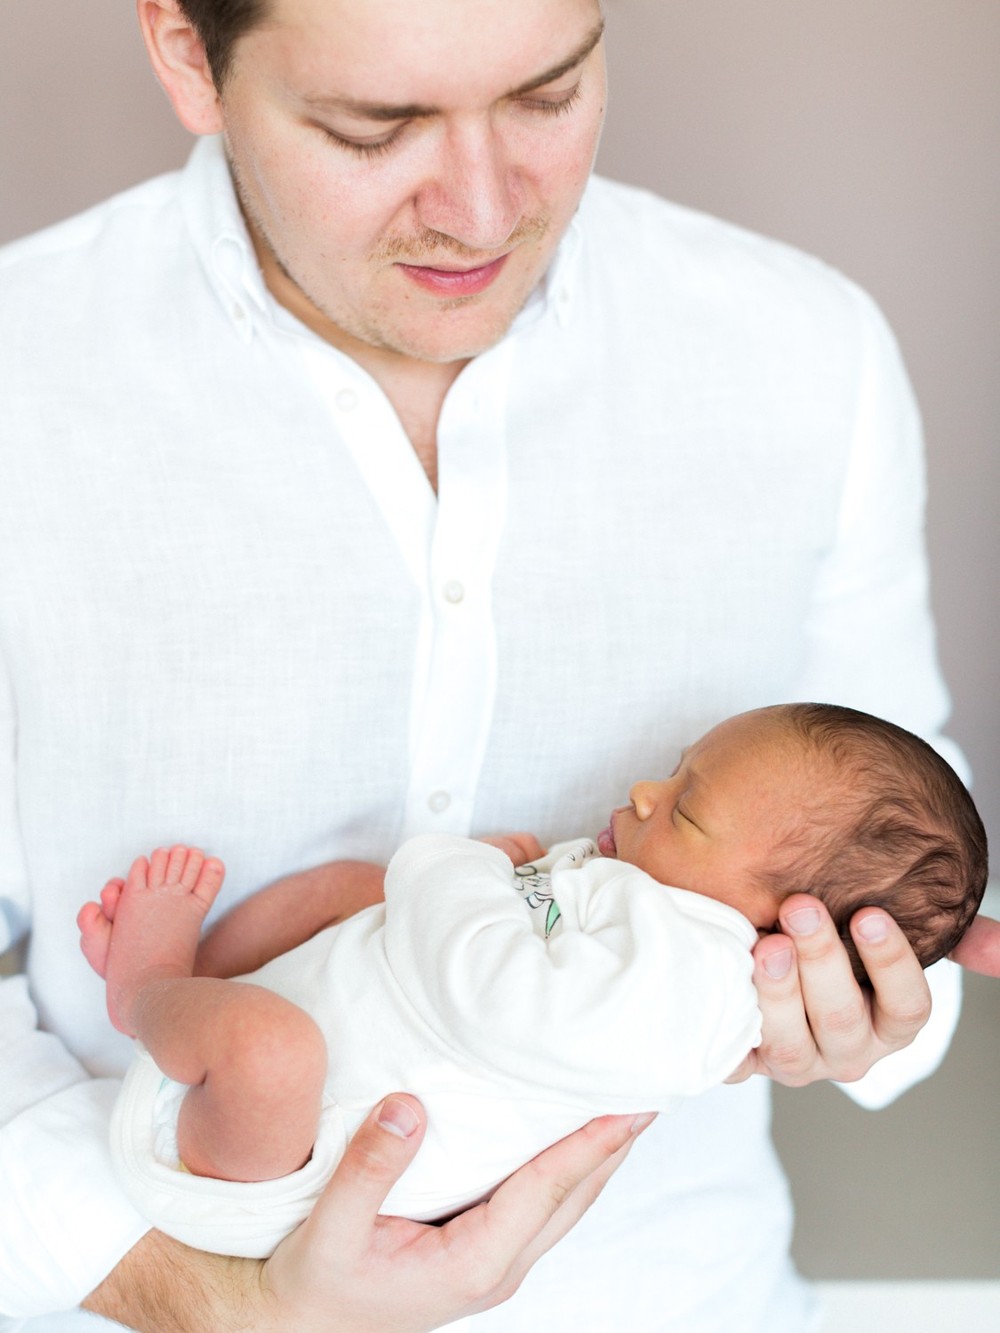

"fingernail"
[378,1097,420,1139]
[630,1112,657,1135]
[786,907,821,936]
[855,913,889,944]
[763,948,793,980]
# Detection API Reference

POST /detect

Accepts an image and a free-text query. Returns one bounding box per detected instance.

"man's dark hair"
[176,0,267,88]
[761,702,989,987]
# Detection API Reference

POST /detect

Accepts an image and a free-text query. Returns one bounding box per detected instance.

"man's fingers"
[304,1094,426,1251]
[513,1133,638,1276]
[752,896,871,1085]
[849,907,931,1050]
[748,899,934,1088]
[478,1113,652,1256]
[949,913,1000,977]
[721,1051,756,1084]
[747,929,817,1085]
[725,929,798,1085]
[776,895,873,1074]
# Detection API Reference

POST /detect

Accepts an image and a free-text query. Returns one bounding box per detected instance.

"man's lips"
[396,253,509,296]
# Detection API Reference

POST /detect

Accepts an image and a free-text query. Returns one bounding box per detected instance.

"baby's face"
[597,709,818,927]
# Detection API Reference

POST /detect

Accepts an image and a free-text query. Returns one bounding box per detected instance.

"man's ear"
[136,0,225,135]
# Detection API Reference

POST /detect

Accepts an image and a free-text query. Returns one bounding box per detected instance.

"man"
[1,1,996,1329]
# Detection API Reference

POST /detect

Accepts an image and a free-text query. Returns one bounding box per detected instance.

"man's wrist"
[83,1229,264,1333]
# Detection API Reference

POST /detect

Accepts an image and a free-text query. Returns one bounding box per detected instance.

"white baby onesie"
[111,835,762,1256]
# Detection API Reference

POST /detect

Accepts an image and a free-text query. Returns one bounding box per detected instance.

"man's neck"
[252,239,465,492]
[372,354,467,494]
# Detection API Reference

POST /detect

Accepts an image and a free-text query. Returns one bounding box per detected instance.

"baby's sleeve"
[382,835,761,1108]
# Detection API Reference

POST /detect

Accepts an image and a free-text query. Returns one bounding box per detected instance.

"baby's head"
[598,702,988,984]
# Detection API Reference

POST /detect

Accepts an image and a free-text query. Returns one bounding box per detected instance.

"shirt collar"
[178,134,585,346]
[179,135,271,344]
[509,206,583,335]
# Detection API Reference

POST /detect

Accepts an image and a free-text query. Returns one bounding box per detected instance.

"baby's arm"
[194,859,387,978]
[194,837,542,979]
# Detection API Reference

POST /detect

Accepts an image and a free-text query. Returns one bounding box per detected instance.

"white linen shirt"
[0,137,962,1331]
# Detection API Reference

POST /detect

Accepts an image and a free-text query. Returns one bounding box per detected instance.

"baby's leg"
[80,847,325,1181]
[163,975,327,1182]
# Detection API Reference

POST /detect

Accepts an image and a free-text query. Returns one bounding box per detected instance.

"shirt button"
[232,303,247,323]
[442,580,465,604]
[428,790,451,814]
[335,388,358,411]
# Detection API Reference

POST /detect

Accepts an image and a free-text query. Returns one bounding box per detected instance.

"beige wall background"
[1,0,997,1285]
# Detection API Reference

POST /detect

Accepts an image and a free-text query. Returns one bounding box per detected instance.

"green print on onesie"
[512,863,562,938]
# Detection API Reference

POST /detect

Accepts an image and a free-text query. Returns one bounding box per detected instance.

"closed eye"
[515,82,583,117]
[317,122,408,159]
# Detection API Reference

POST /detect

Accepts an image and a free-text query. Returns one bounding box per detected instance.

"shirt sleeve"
[0,657,149,1318]
[795,283,963,776]
[794,285,965,1107]
[382,834,762,1108]
[0,980,150,1317]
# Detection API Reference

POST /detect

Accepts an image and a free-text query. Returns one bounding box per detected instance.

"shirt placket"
[296,335,512,841]
[400,341,514,838]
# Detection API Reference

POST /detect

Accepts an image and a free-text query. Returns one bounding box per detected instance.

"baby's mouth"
[597,819,618,857]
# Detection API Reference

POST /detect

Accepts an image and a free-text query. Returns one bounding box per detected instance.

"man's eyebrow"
[508,19,606,97]
[301,20,605,123]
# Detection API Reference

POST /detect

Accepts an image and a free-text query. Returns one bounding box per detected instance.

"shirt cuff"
[0,975,150,1317]
[1,1076,150,1317]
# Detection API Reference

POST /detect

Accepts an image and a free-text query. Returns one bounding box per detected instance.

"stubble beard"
[229,160,553,362]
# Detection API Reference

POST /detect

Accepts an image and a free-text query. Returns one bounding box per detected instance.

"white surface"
[816,1281,1000,1331]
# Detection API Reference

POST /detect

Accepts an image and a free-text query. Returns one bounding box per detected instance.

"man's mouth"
[396,253,509,297]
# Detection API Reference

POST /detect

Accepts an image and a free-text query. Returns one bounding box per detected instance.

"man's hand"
[263,1094,652,1331]
[727,894,931,1087]
[85,1095,651,1332]
[949,913,1000,977]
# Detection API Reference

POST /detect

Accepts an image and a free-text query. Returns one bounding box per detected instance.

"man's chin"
[375,314,525,366]
[372,260,546,364]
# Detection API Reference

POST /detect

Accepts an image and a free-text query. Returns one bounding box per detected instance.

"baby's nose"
[628,780,660,820]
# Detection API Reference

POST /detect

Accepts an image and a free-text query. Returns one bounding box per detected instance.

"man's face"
[215,0,607,365]
[598,711,826,928]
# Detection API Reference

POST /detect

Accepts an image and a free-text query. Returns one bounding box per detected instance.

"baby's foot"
[77,878,126,979]
[79,847,225,1035]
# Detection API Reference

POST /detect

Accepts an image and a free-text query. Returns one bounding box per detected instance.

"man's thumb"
[306,1095,426,1246]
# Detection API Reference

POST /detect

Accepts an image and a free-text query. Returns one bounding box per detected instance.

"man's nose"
[414,119,524,252]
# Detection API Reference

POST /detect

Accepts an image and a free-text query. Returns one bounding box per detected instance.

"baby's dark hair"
[760,702,988,987]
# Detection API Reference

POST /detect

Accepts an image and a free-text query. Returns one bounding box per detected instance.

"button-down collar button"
[442,580,465,605]
[335,388,359,411]
[428,790,452,814]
